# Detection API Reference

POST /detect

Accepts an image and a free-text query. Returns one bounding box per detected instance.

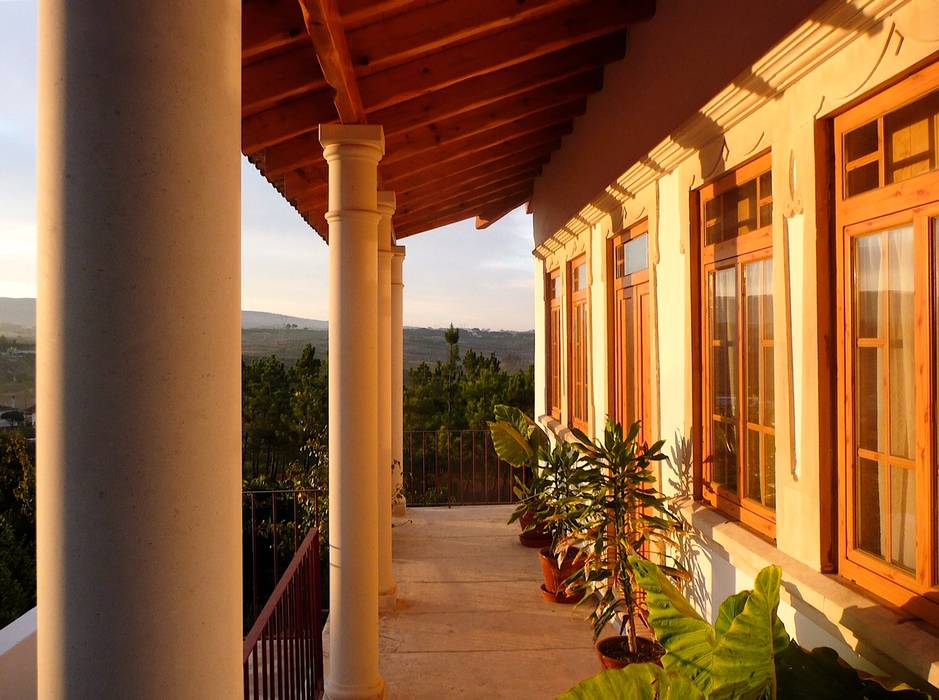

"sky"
[0,1,535,331]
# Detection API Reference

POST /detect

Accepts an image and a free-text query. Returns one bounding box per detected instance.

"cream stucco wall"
[532,0,939,690]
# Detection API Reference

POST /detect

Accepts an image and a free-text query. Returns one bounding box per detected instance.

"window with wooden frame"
[546,269,562,419]
[568,255,590,432]
[834,60,939,624]
[697,152,776,539]
[609,220,652,442]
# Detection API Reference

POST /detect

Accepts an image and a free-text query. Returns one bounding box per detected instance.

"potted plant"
[562,418,687,669]
[488,404,552,548]
[531,440,590,603]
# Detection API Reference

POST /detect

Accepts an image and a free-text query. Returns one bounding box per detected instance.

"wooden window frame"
[546,268,562,420]
[607,220,651,439]
[567,254,591,433]
[696,151,777,540]
[833,60,939,624]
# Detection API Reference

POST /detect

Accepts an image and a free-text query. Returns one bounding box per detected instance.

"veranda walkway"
[381,506,598,699]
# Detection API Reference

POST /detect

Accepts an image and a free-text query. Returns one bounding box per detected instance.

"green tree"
[0,430,36,626]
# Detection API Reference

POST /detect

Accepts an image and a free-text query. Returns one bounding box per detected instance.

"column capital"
[378,191,397,254]
[319,124,385,161]
[391,246,405,286]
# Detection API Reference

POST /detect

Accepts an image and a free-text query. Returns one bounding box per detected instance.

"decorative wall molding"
[541,0,915,249]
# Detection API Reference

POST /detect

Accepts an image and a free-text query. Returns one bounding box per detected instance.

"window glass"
[623,234,649,276]
[703,167,772,245]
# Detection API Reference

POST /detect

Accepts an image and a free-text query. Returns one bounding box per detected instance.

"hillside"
[0,298,534,407]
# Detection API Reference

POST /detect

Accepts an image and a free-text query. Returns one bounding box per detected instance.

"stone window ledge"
[689,504,939,692]
[539,414,575,443]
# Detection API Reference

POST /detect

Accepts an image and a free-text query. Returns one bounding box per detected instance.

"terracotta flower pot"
[538,548,581,604]
[596,636,665,670]
[518,509,551,548]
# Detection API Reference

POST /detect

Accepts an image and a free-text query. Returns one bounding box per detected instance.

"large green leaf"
[775,643,927,700]
[710,565,789,700]
[557,663,705,700]
[631,557,717,694]
[488,419,534,469]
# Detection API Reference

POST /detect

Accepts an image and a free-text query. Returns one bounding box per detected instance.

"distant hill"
[0,300,329,335]
[0,299,533,406]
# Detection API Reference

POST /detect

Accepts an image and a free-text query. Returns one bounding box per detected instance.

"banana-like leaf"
[775,643,927,700]
[631,557,717,694]
[714,591,749,639]
[557,663,705,700]
[488,419,535,469]
[710,565,789,700]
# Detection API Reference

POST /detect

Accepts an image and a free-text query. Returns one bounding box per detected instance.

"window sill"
[539,414,576,444]
[688,504,939,692]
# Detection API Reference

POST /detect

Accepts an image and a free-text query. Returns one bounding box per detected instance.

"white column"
[36,1,241,695]
[377,192,397,611]
[391,247,407,516]
[320,124,386,700]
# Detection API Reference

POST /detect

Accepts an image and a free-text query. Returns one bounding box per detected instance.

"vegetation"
[488,404,549,526]
[563,420,689,652]
[405,326,534,431]
[0,430,35,627]
[559,559,925,699]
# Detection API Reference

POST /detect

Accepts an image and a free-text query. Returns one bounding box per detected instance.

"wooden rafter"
[358,0,650,112]
[298,0,366,124]
[396,190,531,238]
[397,164,543,215]
[396,177,538,222]
[242,46,326,117]
[476,198,527,229]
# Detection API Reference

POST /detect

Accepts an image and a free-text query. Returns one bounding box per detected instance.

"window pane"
[847,161,880,198]
[887,226,915,460]
[855,346,883,453]
[733,179,758,236]
[573,262,587,291]
[764,433,776,509]
[855,232,883,339]
[710,268,737,419]
[763,347,775,428]
[761,260,774,340]
[624,234,649,276]
[890,465,916,572]
[845,121,878,163]
[746,428,761,502]
[885,88,939,185]
[713,421,738,492]
[856,457,885,559]
[745,262,761,424]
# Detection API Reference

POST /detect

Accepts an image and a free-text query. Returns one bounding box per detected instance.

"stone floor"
[380,505,599,699]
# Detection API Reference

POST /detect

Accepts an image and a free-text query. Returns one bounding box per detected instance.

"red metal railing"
[243,527,324,699]
[403,429,518,506]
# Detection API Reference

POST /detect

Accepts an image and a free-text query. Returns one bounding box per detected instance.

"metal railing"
[243,489,327,628]
[402,429,518,506]
[243,527,324,700]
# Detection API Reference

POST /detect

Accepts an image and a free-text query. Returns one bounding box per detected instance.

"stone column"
[36,1,242,696]
[377,192,397,611]
[391,247,407,516]
[320,124,386,700]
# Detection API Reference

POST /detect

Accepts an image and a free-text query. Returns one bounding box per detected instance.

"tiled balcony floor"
[381,505,598,699]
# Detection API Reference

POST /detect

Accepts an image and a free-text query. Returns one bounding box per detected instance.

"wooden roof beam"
[340,0,427,31]
[382,74,597,165]
[242,90,337,154]
[396,176,538,222]
[262,65,595,177]
[242,46,326,117]
[397,164,544,215]
[291,149,551,213]
[395,190,531,238]
[359,0,646,112]
[347,0,593,77]
[298,0,366,123]
[394,185,532,234]
[476,198,526,229]
[243,0,309,62]
[383,126,565,184]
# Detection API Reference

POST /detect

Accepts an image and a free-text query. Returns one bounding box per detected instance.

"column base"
[392,497,407,517]
[324,677,386,700]
[379,584,397,613]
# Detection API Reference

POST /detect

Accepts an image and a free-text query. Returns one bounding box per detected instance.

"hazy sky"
[0,1,535,331]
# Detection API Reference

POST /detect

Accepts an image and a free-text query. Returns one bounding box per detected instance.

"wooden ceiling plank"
[384,120,571,183]
[242,46,326,117]
[298,0,366,123]
[395,189,531,238]
[373,33,625,136]
[264,65,596,177]
[395,183,532,227]
[398,164,543,213]
[242,90,337,154]
[347,0,589,77]
[383,126,565,184]
[396,176,538,221]
[243,0,309,62]
[381,75,596,165]
[340,0,432,31]
[358,0,648,112]
[292,149,551,213]
[475,197,527,229]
